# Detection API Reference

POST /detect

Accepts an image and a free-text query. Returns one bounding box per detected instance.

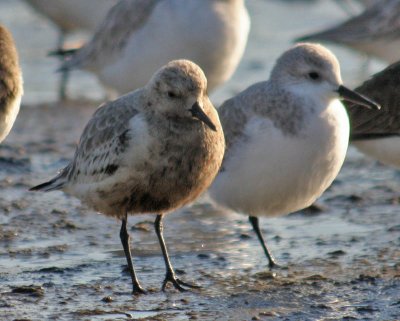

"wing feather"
[65,91,142,183]
[60,0,160,71]
[298,0,400,43]
[346,60,400,139]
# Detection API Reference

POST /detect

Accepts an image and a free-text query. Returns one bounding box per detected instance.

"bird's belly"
[70,147,222,218]
[353,136,400,168]
[210,110,349,217]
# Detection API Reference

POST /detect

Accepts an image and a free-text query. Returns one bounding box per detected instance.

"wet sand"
[0,101,399,320]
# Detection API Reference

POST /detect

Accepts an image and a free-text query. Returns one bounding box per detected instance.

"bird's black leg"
[249,216,281,269]
[56,30,69,101]
[58,68,70,101]
[154,214,200,291]
[120,215,146,294]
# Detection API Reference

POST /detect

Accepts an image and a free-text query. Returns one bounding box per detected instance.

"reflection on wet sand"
[0,102,399,319]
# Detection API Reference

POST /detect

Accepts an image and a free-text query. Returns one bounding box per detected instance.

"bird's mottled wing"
[65,93,141,183]
[61,0,160,70]
[218,95,250,151]
[346,60,400,139]
[219,81,306,151]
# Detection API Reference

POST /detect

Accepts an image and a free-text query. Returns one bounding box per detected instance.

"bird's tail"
[48,47,78,58]
[30,172,67,192]
[47,47,81,73]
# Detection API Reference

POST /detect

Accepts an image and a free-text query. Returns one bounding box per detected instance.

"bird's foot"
[131,282,147,295]
[267,257,287,270]
[162,271,200,292]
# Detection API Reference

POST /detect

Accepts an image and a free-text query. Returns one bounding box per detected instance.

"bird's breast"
[210,100,349,217]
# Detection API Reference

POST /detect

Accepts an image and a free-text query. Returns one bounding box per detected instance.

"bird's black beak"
[190,101,217,131]
[336,85,380,110]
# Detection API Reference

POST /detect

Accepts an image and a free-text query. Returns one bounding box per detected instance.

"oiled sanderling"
[209,43,379,268]
[31,60,225,293]
[346,61,400,167]
[297,0,400,64]
[23,0,116,100]
[0,24,23,144]
[58,0,250,95]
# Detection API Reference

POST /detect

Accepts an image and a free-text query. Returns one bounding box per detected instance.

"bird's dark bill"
[190,102,217,131]
[337,85,380,110]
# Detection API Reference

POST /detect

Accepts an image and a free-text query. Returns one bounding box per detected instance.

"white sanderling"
[345,61,400,168]
[57,0,250,96]
[30,60,225,293]
[297,0,400,64]
[0,24,23,144]
[209,43,379,268]
[23,0,116,100]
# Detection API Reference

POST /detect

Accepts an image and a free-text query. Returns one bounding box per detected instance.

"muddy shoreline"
[0,102,399,320]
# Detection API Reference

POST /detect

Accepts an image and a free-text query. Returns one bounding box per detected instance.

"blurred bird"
[297,0,400,64]
[346,61,400,168]
[30,60,225,293]
[57,0,250,97]
[23,0,116,100]
[333,0,377,15]
[209,43,379,268]
[0,25,23,144]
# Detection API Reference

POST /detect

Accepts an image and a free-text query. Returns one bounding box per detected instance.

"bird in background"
[345,60,400,168]
[56,0,250,98]
[0,24,23,145]
[296,0,400,64]
[333,0,377,15]
[30,60,225,294]
[209,43,380,268]
[23,0,117,100]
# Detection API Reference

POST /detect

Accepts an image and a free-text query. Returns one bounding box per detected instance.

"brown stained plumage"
[345,61,400,139]
[31,59,224,292]
[0,24,23,143]
[32,59,225,219]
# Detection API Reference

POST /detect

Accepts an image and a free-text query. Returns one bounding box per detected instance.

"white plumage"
[209,43,379,267]
[60,0,250,95]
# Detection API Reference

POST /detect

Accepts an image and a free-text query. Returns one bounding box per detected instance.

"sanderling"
[57,0,250,96]
[333,0,377,15]
[209,43,379,268]
[23,0,116,100]
[297,0,400,64]
[30,60,225,293]
[0,25,23,144]
[345,61,400,168]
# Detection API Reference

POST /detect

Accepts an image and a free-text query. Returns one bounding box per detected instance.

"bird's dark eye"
[167,91,178,98]
[308,72,320,80]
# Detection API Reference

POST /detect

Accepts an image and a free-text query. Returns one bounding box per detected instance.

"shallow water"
[1,0,399,320]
